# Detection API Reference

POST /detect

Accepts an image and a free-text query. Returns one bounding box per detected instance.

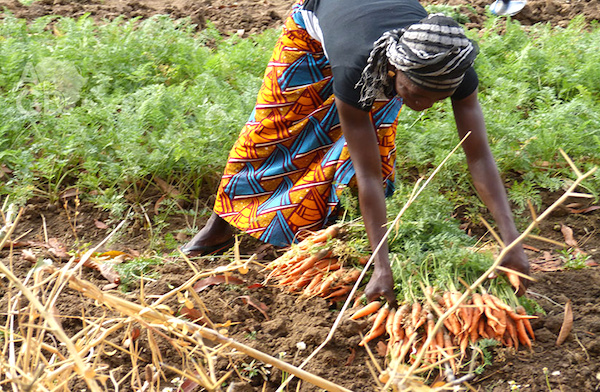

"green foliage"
[114,257,162,291]
[395,17,600,221]
[558,248,591,270]
[475,338,499,375]
[384,185,507,301]
[424,4,473,25]
[1,12,599,241]
[0,13,278,211]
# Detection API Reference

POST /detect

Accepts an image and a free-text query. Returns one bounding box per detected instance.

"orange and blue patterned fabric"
[213,2,403,246]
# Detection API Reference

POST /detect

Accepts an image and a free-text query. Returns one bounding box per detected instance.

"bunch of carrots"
[264,224,365,302]
[350,287,536,372]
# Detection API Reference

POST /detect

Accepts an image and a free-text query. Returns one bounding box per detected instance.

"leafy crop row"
[0,12,598,231]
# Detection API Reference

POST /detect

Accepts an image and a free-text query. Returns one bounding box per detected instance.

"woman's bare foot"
[180,212,235,256]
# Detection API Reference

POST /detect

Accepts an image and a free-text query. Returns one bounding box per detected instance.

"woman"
[182,0,530,304]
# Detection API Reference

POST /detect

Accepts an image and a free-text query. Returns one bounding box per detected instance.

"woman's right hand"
[365,261,398,308]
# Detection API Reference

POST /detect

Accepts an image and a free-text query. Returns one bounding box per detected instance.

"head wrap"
[358,14,479,105]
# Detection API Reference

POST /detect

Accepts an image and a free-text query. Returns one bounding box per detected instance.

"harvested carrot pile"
[265,224,365,302]
[351,289,536,374]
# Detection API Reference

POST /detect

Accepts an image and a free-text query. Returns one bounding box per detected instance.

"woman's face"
[394,71,454,111]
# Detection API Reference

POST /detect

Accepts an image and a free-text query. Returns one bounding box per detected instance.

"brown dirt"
[1,1,600,391]
[3,192,600,391]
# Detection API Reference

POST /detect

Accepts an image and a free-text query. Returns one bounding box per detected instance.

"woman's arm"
[452,89,530,294]
[335,99,397,306]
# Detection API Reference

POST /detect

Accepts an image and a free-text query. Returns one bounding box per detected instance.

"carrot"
[488,294,514,313]
[324,285,352,299]
[411,302,422,329]
[317,269,345,296]
[478,317,489,339]
[516,306,536,340]
[313,258,341,273]
[442,292,462,336]
[490,308,507,339]
[350,301,382,320]
[386,307,397,341]
[459,333,469,358]
[471,293,485,315]
[371,304,391,333]
[302,272,324,297]
[289,271,317,292]
[435,328,445,363]
[393,304,408,343]
[398,332,417,362]
[352,294,364,309]
[443,331,456,373]
[307,224,340,245]
[358,325,386,346]
[515,318,533,350]
[505,270,522,293]
[426,313,435,346]
[484,322,496,341]
[340,269,361,285]
[482,293,502,326]
[505,317,519,350]
[288,249,329,276]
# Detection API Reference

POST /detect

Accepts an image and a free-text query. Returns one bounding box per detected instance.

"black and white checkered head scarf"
[358,14,479,105]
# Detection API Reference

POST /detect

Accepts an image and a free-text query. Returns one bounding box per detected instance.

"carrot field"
[1,1,600,391]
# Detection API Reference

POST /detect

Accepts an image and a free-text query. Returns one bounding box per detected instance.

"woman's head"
[358,14,478,108]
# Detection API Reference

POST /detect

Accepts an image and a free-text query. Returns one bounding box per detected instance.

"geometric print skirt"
[213,1,403,247]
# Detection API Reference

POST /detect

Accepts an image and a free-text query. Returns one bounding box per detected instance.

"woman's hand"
[495,244,531,296]
[365,262,398,307]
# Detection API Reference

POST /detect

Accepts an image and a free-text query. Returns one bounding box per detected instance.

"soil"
[1,1,600,391]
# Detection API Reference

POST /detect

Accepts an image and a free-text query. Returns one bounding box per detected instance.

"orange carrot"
[317,269,345,296]
[340,269,361,285]
[435,328,445,363]
[411,302,422,329]
[490,308,507,339]
[505,270,522,292]
[371,304,391,333]
[359,325,386,346]
[516,306,536,341]
[313,258,341,273]
[308,224,340,245]
[350,301,382,320]
[399,332,417,362]
[289,271,318,292]
[443,292,462,336]
[515,318,532,350]
[506,317,519,350]
[352,294,364,309]
[443,331,456,373]
[458,333,469,358]
[393,304,408,343]
[472,293,485,315]
[478,317,489,339]
[386,307,397,341]
[288,249,330,276]
[302,272,324,296]
[482,293,502,326]
[324,285,351,299]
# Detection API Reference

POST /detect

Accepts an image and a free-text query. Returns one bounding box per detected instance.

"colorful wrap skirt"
[213,1,403,247]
